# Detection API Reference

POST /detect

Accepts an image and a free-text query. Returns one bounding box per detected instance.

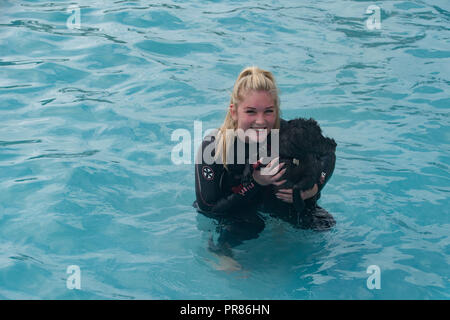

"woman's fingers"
[268,157,279,167]
[276,189,292,195]
[272,179,287,186]
[270,167,286,181]
[276,185,319,202]
[276,189,292,198]
[275,189,293,203]
[255,158,287,186]
[264,157,279,169]
[300,184,319,200]
[262,161,285,176]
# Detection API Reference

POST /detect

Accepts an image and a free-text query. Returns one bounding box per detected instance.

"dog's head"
[279,118,336,159]
[272,118,336,192]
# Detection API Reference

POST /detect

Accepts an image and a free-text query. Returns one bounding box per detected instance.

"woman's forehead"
[240,91,275,107]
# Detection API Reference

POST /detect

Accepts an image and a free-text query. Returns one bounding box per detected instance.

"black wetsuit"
[193,119,336,255]
[193,132,267,256]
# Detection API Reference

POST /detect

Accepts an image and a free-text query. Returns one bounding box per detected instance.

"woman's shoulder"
[200,130,219,149]
[196,129,222,166]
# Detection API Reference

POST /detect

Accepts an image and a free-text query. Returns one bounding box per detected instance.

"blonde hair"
[214,66,281,169]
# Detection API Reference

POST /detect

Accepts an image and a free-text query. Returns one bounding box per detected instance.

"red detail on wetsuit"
[231,185,242,194]
[232,182,255,196]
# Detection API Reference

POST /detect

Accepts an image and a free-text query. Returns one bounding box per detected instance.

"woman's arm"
[194,138,262,215]
[276,153,336,203]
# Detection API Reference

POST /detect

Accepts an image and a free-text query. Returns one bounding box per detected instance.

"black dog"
[258,118,337,229]
[277,118,336,191]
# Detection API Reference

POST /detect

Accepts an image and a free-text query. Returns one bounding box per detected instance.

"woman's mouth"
[251,127,267,132]
[250,127,269,141]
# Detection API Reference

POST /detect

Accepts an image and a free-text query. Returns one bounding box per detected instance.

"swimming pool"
[0,0,448,299]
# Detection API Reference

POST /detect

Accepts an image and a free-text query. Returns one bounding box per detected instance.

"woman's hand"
[252,157,286,186]
[276,184,318,203]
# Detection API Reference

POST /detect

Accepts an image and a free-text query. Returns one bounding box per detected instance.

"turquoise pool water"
[0,0,449,299]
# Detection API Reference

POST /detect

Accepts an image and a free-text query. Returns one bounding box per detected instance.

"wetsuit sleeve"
[194,138,262,216]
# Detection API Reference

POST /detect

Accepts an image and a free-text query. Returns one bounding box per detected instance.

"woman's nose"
[255,112,266,125]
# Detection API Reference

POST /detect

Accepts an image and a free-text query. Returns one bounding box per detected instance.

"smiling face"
[230,90,277,143]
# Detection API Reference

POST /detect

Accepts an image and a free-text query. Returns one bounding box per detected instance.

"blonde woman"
[193,66,322,256]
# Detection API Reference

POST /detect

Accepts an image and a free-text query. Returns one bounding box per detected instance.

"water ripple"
[28,150,100,160]
[0,139,42,147]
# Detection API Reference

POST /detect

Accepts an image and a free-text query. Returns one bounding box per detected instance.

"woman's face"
[230,90,277,143]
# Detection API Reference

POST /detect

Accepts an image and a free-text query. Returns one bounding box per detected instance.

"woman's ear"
[230,104,237,121]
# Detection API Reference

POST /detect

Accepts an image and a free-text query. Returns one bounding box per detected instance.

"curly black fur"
[275,118,337,193]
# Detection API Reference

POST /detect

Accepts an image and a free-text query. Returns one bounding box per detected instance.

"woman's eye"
[245,110,273,114]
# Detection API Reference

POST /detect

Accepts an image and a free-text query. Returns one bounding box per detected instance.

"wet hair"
[214,66,281,168]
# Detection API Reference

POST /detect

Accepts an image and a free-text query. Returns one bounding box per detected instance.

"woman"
[193,66,334,256]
